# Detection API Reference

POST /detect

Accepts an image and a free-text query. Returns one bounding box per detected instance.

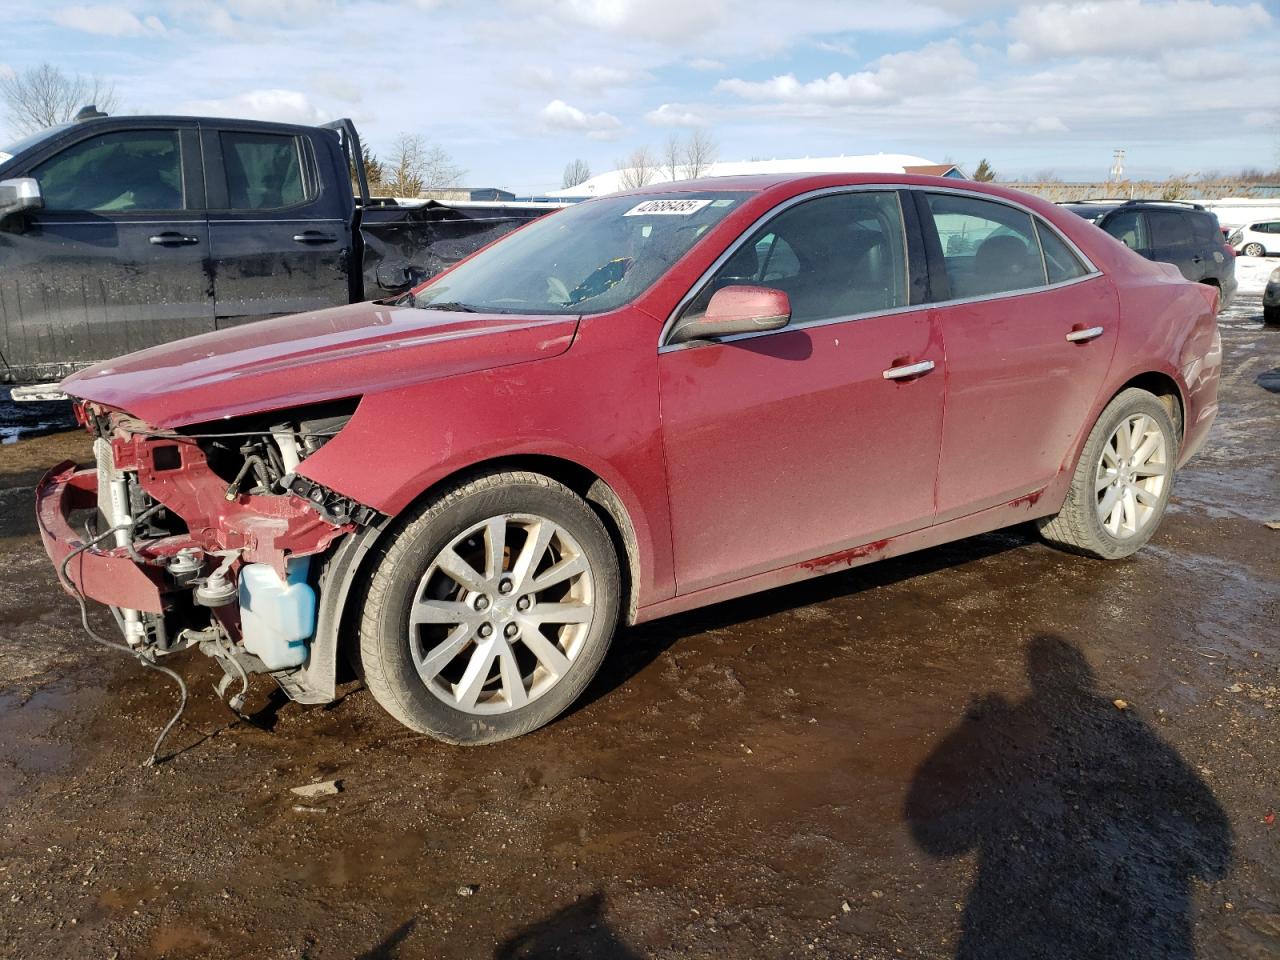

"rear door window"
[219,131,307,209]
[925,193,1047,298]
[30,130,184,212]
[1148,210,1193,248]
[1036,221,1089,284]
[1103,211,1148,250]
[1190,214,1219,244]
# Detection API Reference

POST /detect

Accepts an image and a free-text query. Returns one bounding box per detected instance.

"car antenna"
[74,104,109,121]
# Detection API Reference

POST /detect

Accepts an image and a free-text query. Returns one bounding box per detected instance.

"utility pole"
[1109,148,1125,183]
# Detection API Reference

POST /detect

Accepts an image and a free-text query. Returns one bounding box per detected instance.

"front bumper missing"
[36,460,167,613]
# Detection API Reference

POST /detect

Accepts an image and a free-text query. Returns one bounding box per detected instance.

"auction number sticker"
[624,198,713,217]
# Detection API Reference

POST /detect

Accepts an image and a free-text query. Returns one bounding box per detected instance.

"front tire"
[1243,242,1265,257]
[1037,388,1177,560]
[358,471,620,744]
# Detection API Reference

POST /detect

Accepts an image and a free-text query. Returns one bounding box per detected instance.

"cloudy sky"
[4,0,1278,192]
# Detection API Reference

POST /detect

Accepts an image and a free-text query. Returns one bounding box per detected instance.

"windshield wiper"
[419,300,479,313]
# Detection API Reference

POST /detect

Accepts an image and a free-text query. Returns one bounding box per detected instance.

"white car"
[1227,220,1280,257]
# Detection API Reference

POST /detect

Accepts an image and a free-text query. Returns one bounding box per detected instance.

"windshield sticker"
[0,152,11,164]
[624,198,713,217]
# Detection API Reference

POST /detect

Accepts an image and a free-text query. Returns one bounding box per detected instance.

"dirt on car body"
[0,296,1276,959]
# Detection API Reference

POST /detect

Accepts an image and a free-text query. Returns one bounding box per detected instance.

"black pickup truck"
[0,112,557,384]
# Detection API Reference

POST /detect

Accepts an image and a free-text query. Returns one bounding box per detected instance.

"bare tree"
[422,144,464,191]
[682,128,717,179]
[384,134,464,197]
[616,146,657,189]
[1,63,120,135]
[386,134,426,196]
[661,132,683,182]
[561,158,591,189]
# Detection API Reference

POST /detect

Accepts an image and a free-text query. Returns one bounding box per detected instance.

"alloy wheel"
[408,514,595,714]
[1095,413,1169,540]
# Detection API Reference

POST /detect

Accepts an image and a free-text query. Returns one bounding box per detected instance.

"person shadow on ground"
[494,892,645,959]
[905,634,1232,960]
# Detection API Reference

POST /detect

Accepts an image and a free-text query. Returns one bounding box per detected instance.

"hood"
[61,301,579,428]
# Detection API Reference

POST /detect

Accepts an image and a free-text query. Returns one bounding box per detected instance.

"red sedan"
[39,174,1221,744]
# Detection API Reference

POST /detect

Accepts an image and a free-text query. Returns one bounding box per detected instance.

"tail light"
[1222,242,1236,259]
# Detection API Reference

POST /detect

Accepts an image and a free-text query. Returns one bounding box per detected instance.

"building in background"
[549,154,967,199]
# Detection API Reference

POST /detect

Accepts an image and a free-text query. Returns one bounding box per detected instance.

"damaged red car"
[38,175,1222,744]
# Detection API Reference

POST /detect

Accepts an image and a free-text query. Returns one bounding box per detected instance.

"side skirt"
[633,492,1056,625]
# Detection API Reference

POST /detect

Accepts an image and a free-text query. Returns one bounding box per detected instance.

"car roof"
[66,114,331,136]
[616,171,1033,200]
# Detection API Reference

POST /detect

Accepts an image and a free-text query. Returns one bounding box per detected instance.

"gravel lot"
[0,269,1276,959]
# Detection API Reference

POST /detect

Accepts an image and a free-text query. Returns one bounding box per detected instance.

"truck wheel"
[1037,388,1178,560]
[358,471,620,743]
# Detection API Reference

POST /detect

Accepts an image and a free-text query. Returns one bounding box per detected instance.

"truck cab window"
[220,132,307,210]
[31,130,183,212]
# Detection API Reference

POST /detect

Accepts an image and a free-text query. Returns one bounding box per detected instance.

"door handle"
[1065,326,1104,343]
[882,359,935,380]
[148,232,200,246]
[292,231,338,243]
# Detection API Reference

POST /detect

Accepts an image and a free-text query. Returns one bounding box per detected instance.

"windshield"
[0,124,74,165]
[410,191,752,315]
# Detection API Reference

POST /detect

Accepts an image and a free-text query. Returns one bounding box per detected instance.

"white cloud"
[544,0,730,42]
[1244,111,1277,128]
[645,103,706,127]
[717,41,976,106]
[687,57,726,72]
[520,65,556,88]
[1029,116,1069,133]
[974,120,1016,135]
[813,39,856,56]
[52,4,165,37]
[526,0,953,54]
[539,99,623,140]
[570,65,647,90]
[1008,1,1271,60]
[178,89,327,125]
[310,74,363,104]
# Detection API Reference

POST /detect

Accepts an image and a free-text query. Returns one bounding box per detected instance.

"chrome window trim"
[658,184,912,351]
[658,182,1102,353]
[920,184,1101,276]
[1031,214,1090,286]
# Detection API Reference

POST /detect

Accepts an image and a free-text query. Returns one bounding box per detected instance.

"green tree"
[972,158,997,182]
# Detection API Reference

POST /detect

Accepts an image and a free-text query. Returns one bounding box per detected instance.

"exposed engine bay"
[51,398,377,758]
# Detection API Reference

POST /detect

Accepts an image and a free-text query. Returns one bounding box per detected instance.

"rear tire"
[358,470,620,744]
[1265,304,1279,327]
[1037,389,1177,560]
[1242,242,1265,258]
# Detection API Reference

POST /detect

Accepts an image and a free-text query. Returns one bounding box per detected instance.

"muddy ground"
[0,292,1276,960]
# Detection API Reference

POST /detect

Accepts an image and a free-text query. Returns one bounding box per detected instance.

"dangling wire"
[57,513,189,767]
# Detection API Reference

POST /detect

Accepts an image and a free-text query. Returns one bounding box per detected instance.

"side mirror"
[0,178,42,222]
[669,284,791,345]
